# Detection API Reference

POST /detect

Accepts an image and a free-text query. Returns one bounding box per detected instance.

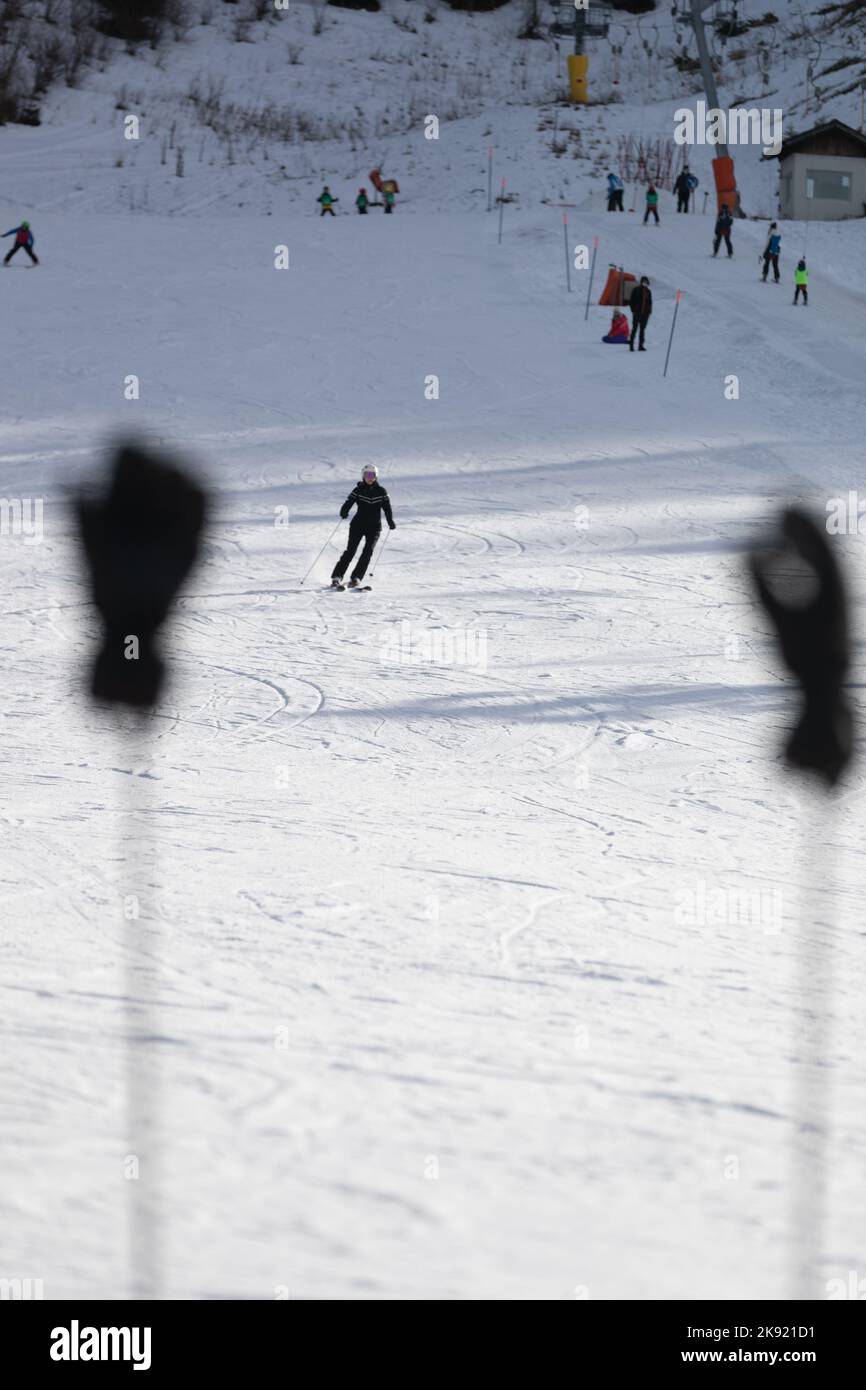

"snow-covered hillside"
[2,1,866,219]
[2,0,866,1303]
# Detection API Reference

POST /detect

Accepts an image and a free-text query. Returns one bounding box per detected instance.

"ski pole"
[487,145,493,214]
[563,212,571,293]
[583,236,599,321]
[662,289,681,379]
[300,518,343,585]
[369,526,392,578]
[497,178,506,244]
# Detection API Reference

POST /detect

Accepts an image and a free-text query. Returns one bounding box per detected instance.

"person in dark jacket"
[2,221,38,265]
[673,167,692,213]
[331,465,396,586]
[713,204,734,257]
[628,276,652,351]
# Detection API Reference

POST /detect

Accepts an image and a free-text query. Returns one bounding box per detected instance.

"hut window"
[806,168,852,200]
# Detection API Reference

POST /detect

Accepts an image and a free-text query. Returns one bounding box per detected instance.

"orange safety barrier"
[599,266,636,306]
[712,156,739,213]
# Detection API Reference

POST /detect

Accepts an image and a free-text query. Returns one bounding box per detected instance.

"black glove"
[388,521,396,530]
[340,509,349,519]
[748,508,852,786]
[75,442,207,708]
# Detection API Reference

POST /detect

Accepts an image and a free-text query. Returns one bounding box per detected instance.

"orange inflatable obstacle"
[599,266,637,307]
[370,169,400,196]
[712,156,738,214]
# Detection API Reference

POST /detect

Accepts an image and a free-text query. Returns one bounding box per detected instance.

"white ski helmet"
[361,464,379,483]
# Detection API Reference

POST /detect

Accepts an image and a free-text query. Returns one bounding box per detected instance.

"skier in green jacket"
[317,187,338,217]
[643,184,659,225]
[793,258,809,305]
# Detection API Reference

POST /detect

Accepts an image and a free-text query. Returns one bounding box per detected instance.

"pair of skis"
[328,582,371,592]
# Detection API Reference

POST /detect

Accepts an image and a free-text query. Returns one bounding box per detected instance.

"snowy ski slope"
[2,192,865,1299]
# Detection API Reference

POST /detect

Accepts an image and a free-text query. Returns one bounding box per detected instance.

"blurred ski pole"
[75,440,208,1299]
[300,518,343,585]
[747,507,854,1300]
[662,289,681,378]
[584,235,599,321]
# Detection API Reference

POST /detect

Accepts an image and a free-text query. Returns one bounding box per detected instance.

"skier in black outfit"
[331,465,396,587]
[673,167,692,213]
[713,204,734,257]
[628,276,652,352]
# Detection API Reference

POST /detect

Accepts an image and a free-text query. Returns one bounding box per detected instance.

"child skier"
[317,187,338,217]
[331,465,396,588]
[643,184,660,225]
[602,310,630,345]
[356,188,368,214]
[713,204,734,257]
[383,188,396,214]
[761,222,781,282]
[2,220,38,265]
[794,258,809,305]
[606,173,624,212]
[628,276,652,352]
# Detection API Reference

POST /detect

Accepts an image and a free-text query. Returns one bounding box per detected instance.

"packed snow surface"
[2,1,866,1301]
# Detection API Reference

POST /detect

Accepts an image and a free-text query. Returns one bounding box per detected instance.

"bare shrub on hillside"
[164,0,197,36]
[31,32,66,91]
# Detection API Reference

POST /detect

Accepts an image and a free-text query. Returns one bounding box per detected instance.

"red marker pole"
[583,235,599,321]
[563,212,572,293]
[663,289,682,378]
[497,177,506,244]
[487,146,493,213]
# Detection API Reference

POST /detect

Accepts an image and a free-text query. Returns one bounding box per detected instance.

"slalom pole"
[75,441,207,1299]
[662,289,681,378]
[497,177,506,244]
[583,236,599,321]
[368,525,392,579]
[747,508,852,1300]
[563,212,572,293]
[299,518,343,586]
[487,145,493,213]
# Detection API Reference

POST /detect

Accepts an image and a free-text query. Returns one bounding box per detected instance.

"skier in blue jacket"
[2,221,38,266]
[761,223,781,282]
[606,173,624,212]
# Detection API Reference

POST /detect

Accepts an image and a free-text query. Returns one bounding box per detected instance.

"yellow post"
[568,54,589,104]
